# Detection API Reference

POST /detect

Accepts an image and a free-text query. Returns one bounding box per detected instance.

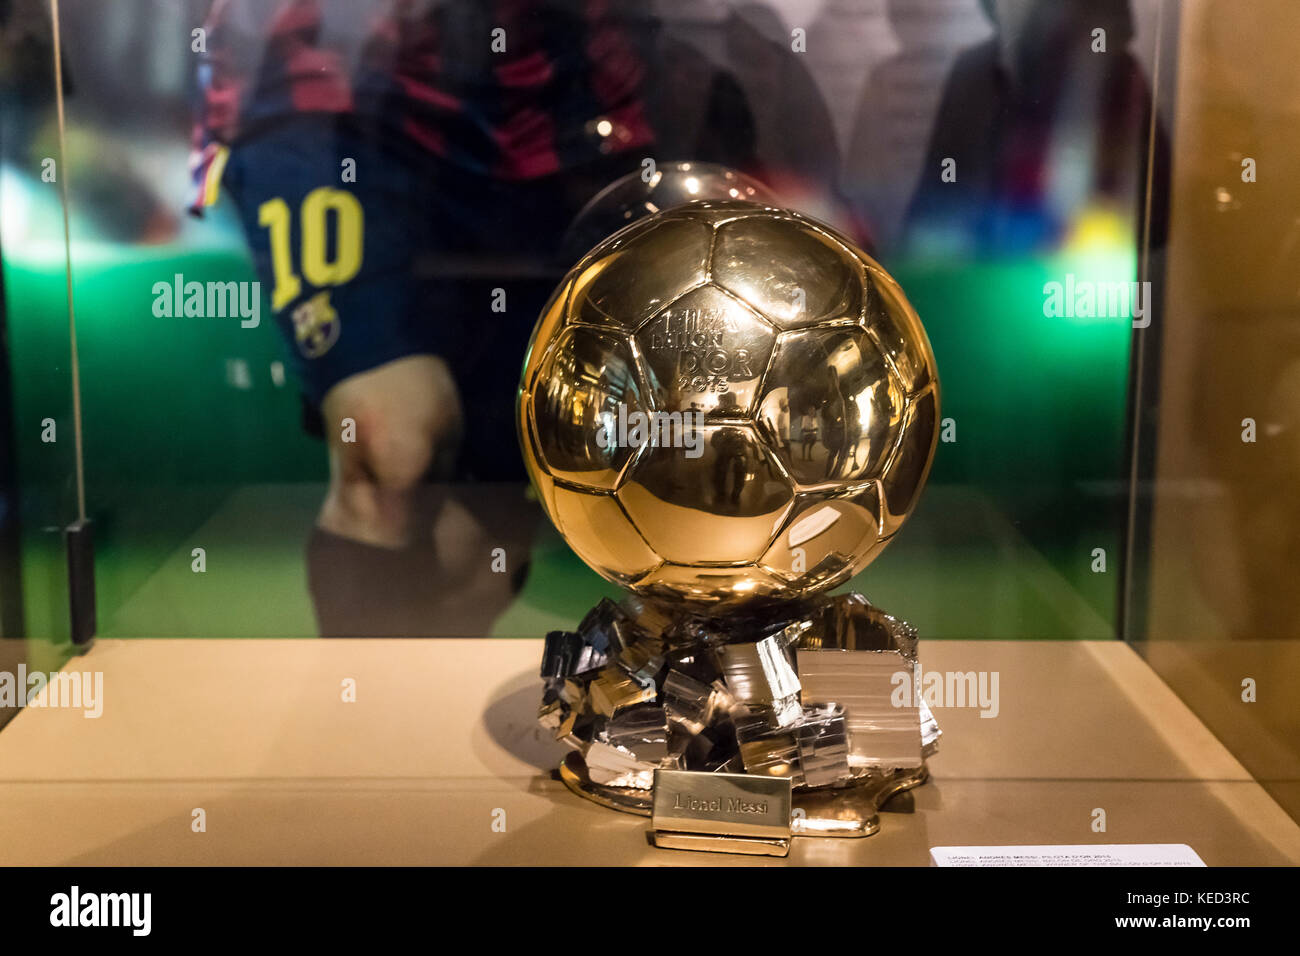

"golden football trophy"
[518,191,941,855]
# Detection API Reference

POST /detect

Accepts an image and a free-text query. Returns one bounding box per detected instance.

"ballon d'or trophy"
[518,189,940,856]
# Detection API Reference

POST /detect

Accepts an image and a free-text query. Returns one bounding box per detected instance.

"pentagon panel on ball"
[567,216,712,332]
[527,323,647,492]
[633,284,777,423]
[711,211,866,330]
[757,324,906,489]
[616,421,795,567]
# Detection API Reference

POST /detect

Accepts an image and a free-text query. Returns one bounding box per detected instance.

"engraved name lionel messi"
[671,792,770,814]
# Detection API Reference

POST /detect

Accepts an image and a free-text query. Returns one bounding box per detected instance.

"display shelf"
[0,638,1295,865]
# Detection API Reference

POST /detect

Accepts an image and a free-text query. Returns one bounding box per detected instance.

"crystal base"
[557,750,929,839]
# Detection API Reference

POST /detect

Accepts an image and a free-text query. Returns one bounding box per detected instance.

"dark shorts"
[221,114,640,478]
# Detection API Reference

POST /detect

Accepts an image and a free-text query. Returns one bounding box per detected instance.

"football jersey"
[190,0,655,213]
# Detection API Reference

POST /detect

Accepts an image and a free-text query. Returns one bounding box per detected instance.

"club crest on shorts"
[291,290,340,358]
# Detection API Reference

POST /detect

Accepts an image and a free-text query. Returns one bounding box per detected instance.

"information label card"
[930,844,1206,867]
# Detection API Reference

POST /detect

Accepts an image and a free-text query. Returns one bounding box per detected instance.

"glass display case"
[0,0,1296,882]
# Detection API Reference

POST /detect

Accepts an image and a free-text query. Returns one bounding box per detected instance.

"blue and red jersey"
[190,0,655,213]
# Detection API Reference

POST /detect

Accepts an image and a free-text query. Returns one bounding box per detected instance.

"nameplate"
[652,769,792,844]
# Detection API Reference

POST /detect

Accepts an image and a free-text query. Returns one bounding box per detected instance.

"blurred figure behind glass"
[903,0,1165,257]
[190,0,770,637]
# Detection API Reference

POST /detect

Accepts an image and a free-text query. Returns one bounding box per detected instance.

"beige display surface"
[0,638,1296,866]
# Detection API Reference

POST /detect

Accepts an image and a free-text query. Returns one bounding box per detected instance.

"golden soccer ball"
[518,200,939,609]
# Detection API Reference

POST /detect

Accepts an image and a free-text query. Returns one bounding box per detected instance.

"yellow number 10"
[258,187,364,311]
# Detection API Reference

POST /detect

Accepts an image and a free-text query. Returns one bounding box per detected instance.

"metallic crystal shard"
[799,593,920,662]
[770,695,803,729]
[797,649,921,770]
[620,594,677,638]
[664,643,724,686]
[570,217,713,331]
[775,620,810,650]
[604,703,671,764]
[734,711,804,783]
[679,717,743,773]
[576,598,639,653]
[585,740,657,790]
[634,284,777,419]
[721,636,802,700]
[758,326,904,486]
[560,678,589,713]
[796,703,854,788]
[661,669,717,735]
[555,708,599,749]
[720,636,802,729]
[712,214,864,330]
[710,679,738,715]
[540,630,573,679]
[538,698,564,733]
[613,635,667,686]
[588,665,656,718]
[919,697,942,758]
[540,629,607,680]
[618,423,794,565]
[532,326,647,490]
